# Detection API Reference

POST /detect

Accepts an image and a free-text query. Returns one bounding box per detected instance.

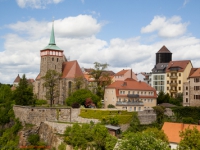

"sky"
[0,0,200,84]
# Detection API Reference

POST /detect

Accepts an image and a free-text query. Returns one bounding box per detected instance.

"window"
[57,58,59,62]
[186,98,188,103]
[55,65,56,69]
[194,95,200,99]
[179,80,181,84]
[134,107,136,111]
[120,91,122,94]
[52,57,54,61]
[194,86,200,90]
[186,86,188,90]
[128,91,130,94]
[194,78,200,83]
[123,91,125,94]
[167,87,169,90]
[138,107,141,111]
[167,80,169,84]
[119,98,121,102]
[179,87,181,91]
[167,74,169,77]
[179,73,181,77]
[186,92,188,95]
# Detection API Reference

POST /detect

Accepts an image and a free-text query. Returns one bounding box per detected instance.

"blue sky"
[0,0,200,83]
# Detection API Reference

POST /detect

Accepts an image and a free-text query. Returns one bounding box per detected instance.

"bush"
[107,104,115,108]
[35,99,47,105]
[71,102,80,108]
[28,134,40,145]
[182,117,195,124]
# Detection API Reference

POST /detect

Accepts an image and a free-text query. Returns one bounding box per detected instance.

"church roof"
[14,74,21,83]
[156,45,172,54]
[62,60,84,78]
[42,21,62,51]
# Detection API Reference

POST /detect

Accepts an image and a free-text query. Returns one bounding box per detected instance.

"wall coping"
[13,105,72,109]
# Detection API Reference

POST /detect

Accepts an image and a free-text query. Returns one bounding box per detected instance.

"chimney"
[131,69,132,79]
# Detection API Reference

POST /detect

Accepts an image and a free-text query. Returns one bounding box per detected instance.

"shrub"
[71,102,80,108]
[28,134,40,145]
[107,104,115,108]
[35,99,47,105]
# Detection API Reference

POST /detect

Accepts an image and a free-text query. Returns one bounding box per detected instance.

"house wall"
[183,77,200,106]
[166,62,192,96]
[169,142,178,150]
[104,88,157,111]
[150,73,166,93]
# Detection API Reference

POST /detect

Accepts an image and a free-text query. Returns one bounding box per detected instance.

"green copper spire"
[49,21,56,45]
[43,20,62,50]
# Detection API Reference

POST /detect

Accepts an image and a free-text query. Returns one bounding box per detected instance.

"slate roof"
[162,122,200,143]
[152,63,168,72]
[165,60,191,72]
[62,60,84,78]
[156,45,172,53]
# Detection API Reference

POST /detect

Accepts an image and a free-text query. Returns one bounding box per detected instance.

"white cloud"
[141,16,189,38]
[183,0,190,6]
[1,15,200,84]
[16,0,63,9]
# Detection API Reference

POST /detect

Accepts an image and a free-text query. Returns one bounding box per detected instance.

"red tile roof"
[189,68,200,78]
[115,69,128,76]
[106,80,156,96]
[14,74,21,83]
[62,60,84,78]
[162,122,200,143]
[156,45,172,53]
[165,60,191,72]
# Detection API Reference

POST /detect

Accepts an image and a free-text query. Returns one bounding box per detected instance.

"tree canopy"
[178,127,200,150]
[89,62,111,99]
[66,89,101,107]
[64,123,117,150]
[116,131,170,150]
[13,74,34,106]
[42,70,61,106]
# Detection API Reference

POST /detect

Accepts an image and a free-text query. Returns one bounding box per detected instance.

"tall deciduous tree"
[13,74,34,106]
[117,132,170,150]
[179,127,200,150]
[42,70,61,107]
[90,62,111,99]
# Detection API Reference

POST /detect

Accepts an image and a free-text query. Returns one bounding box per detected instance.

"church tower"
[40,22,65,77]
[156,45,172,64]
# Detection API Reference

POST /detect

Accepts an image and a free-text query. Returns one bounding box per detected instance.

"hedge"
[79,109,136,124]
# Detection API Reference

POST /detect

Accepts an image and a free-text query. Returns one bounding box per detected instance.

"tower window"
[57,58,59,62]
[52,57,54,61]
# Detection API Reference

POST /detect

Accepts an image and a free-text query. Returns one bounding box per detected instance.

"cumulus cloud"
[141,16,189,38]
[16,0,63,9]
[1,15,200,84]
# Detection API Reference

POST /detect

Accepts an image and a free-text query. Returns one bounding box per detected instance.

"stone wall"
[138,109,157,124]
[13,106,99,126]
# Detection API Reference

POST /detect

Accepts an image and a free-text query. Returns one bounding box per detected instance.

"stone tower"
[40,22,65,77]
[156,45,172,64]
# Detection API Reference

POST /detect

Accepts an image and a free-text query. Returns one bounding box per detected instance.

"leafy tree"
[42,70,61,107]
[179,127,200,150]
[89,62,111,99]
[143,128,168,143]
[66,89,101,107]
[127,113,140,132]
[13,74,34,106]
[157,91,170,104]
[153,106,165,124]
[0,84,12,103]
[105,134,117,150]
[117,132,170,150]
[28,134,40,145]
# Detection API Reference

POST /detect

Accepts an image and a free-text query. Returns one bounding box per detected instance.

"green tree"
[89,62,111,99]
[117,132,170,150]
[42,70,61,107]
[0,84,12,103]
[66,89,101,107]
[153,106,165,124]
[127,113,140,132]
[28,134,40,145]
[178,127,200,150]
[143,127,168,143]
[105,134,117,150]
[13,74,34,106]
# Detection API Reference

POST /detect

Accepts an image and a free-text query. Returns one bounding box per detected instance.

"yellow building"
[165,60,193,97]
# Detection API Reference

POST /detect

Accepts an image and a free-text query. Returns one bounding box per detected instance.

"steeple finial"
[49,18,56,45]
